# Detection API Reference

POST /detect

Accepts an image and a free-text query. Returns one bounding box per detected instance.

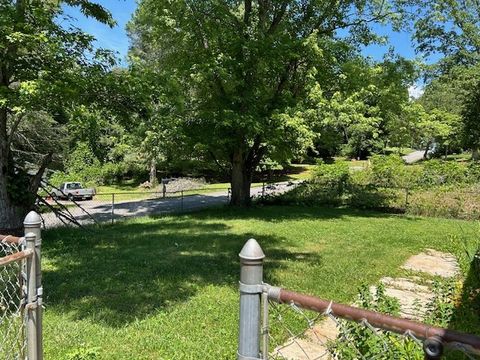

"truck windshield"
[67,183,82,190]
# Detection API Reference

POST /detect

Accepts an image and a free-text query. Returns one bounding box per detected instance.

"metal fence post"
[238,238,265,360]
[111,193,115,224]
[181,190,184,212]
[405,187,409,210]
[24,211,42,360]
[25,232,37,360]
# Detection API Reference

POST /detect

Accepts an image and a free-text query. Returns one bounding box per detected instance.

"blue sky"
[62,0,431,95]
[63,1,426,63]
[62,0,137,65]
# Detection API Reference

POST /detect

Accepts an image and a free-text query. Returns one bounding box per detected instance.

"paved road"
[41,181,298,228]
[402,150,424,164]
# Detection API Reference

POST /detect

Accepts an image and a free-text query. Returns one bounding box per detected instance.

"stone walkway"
[274,249,460,359]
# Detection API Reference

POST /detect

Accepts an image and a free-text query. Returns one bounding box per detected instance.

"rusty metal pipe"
[275,288,480,354]
[0,249,33,267]
[0,234,22,244]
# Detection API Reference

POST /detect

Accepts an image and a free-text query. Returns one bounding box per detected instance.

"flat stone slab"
[402,249,460,278]
[380,277,431,292]
[272,249,460,359]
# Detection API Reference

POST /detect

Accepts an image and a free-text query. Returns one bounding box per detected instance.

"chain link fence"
[37,181,298,229]
[0,237,26,359]
[38,189,227,229]
[0,212,43,360]
[238,239,480,360]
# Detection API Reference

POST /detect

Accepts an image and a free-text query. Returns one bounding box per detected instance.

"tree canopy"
[127,0,412,205]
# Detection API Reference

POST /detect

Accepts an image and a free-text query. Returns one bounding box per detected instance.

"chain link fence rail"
[0,212,43,360]
[238,239,480,360]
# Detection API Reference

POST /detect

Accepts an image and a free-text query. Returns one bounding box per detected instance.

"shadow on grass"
[42,214,322,327]
[445,258,480,359]
[183,204,421,223]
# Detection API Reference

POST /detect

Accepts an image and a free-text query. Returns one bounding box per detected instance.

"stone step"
[402,249,459,278]
[271,249,460,359]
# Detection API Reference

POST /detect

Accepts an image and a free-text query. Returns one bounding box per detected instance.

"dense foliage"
[127,0,416,205]
[264,155,480,219]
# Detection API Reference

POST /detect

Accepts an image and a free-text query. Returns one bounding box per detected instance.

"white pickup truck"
[52,182,95,201]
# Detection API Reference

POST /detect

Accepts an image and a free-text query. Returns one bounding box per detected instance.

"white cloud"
[408,85,424,100]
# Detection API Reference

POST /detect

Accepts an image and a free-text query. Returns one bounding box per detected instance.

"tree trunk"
[0,110,25,232]
[230,149,252,206]
[149,158,157,186]
[0,108,35,232]
[0,177,25,233]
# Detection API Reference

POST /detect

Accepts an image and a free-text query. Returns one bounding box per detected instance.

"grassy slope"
[42,206,478,359]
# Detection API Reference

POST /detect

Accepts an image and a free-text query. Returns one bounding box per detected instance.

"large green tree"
[129,0,406,205]
[0,0,113,231]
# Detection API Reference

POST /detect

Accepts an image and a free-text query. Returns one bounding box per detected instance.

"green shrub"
[466,162,480,183]
[260,182,345,206]
[264,156,480,220]
[332,278,459,359]
[348,185,403,210]
[100,162,124,184]
[419,160,467,186]
[369,154,406,187]
[48,168,100,188]
[48,142,103,186]
[406,186,480,220]
[65,142,100,175]
[312,161,350,195]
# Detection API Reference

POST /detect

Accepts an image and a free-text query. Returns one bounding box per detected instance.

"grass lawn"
[42,206,479,359]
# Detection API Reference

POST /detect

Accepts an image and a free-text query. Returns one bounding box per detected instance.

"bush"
[312,161,350,195]
[65,142,100,175]
[406,186,480,220]
[330,284,421,359]
[332,278,458,359]
[260,182,345,207]
[466,162,480,183]
[369,154,406,187]
[100,162,124,184]
[419,160,467,186]
[48,143,103,187]
[348,185,404,210]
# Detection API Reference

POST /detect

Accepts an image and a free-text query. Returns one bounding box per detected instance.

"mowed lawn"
[42,206,478,359]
